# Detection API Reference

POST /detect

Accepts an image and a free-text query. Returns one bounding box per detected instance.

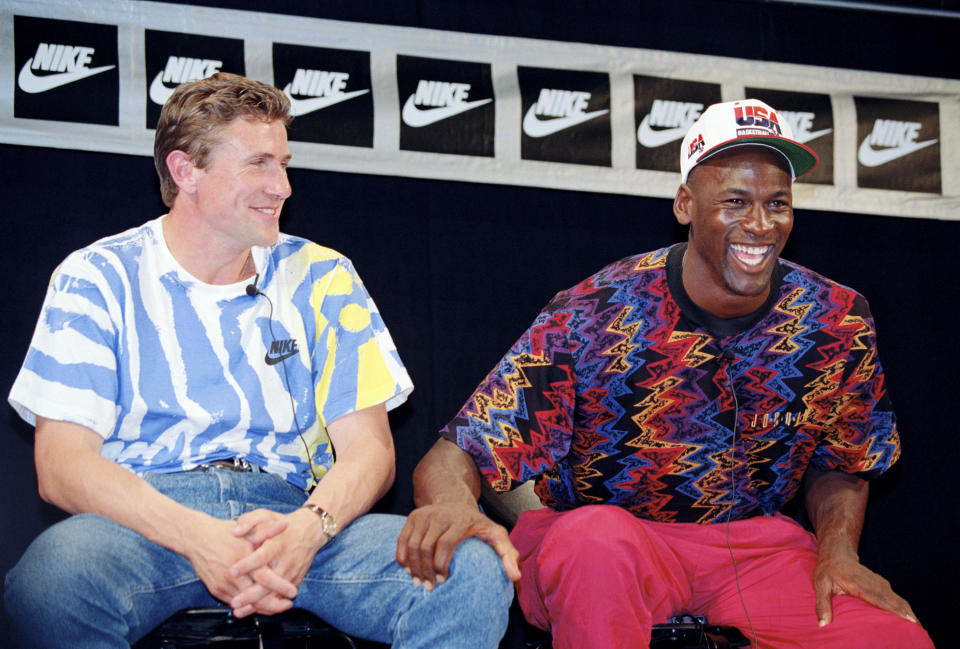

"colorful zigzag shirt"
[442,244,900,524]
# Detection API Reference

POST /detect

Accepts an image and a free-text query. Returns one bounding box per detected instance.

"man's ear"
[166,150,199,196]
[673,184,693,226]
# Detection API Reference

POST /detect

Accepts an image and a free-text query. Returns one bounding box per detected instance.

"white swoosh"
[401,95,492,127]
[857,137,937,167]
[149,72,177,105]
[18,58,115,94]
[636,114,689,148]
[793,127,832,145]
[284,86,370,116]
[522,105,608,138]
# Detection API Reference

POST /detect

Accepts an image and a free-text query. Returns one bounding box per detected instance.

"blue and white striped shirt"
[9,217,413,490]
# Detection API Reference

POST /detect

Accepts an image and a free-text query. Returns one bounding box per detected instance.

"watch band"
[301,503,339,538]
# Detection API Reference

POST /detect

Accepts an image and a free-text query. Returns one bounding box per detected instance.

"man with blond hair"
[5,72,510,649]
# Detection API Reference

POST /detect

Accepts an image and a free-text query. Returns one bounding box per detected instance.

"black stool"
[132,606,365,649]
[520,614,750,649]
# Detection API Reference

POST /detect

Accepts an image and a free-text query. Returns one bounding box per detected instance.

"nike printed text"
[637,99,703,148]
[149,57,223,105]
[523,88,607,138]
[858,119,937,167]
[401,80,492,127]
[18,43,114,94]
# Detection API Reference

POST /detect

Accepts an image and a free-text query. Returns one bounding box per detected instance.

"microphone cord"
[722,350,760,649]
[249,280,320,485]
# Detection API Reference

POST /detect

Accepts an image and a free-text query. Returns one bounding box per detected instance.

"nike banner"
[144,30,245,130]
[855,97,941,194]
[1,0,958,220]
[634,76,721,175]
[398,55,495,157]
[13,15,118,126]
[519,66,611,167]
[275,43,374,148]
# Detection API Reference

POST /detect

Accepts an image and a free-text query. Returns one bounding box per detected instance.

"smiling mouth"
[254,207,280,217]
[730,243,773,268]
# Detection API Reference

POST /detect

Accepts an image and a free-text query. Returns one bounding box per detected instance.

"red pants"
[510,506,933,649]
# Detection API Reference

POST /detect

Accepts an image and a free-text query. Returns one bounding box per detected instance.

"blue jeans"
[4,469,512,649]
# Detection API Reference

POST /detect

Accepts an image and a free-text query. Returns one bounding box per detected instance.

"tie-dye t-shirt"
[9,216,412,490]
[441,244,899,524]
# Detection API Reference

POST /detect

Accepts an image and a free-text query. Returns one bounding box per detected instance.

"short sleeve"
[440,309,577,492]
[808,302,900,479]
[310,257,413,426]
[9,252,121,437]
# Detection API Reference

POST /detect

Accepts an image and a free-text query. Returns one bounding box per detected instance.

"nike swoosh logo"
[793,127,832,145]
[636,115,689,148]
[401,95,492,128]
[283,86,370,117]
[18,59,115,94]
[265,350,299,365]
[522,105,608,138]
[149,72,177,105]
[857,137,937,167]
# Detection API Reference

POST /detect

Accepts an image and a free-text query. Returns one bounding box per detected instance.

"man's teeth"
[730,243,769,266]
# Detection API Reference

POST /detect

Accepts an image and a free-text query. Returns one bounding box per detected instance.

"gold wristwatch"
[301,503,339,539]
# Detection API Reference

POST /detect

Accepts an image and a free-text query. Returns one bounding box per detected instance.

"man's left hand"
[812,551,919,627]
[228,508,328,617]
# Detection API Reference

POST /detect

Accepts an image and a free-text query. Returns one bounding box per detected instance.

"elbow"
[373,439,396,501]
[35,464,62,507]
[35,444,72,509]
[382,462,396,496]
[33,434,76,510]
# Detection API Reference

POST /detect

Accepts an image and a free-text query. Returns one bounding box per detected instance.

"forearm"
[413,437,483,508]
[803,467,919,625]
[294,403,396,547]
[304,431,394,536]
[35,416,212,557]
[804,468,868,560]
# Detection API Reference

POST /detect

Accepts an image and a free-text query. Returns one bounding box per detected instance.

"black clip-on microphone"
[246,273,260,297]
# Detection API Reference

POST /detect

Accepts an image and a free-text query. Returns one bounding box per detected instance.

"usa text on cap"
[679,99,818,183]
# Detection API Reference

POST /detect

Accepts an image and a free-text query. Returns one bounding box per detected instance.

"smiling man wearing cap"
[397,98,933,649]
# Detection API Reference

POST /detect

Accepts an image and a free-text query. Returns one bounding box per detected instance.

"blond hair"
[153,72,291,207]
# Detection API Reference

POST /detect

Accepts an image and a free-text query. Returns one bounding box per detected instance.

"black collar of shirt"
[666,242,785,339]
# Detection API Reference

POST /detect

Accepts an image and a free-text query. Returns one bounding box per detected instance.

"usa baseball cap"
[680,99,818,183]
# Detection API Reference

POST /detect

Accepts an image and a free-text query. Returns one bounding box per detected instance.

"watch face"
[322,511,338,537]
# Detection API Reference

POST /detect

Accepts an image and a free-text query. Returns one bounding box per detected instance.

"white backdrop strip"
[1,0,958,220]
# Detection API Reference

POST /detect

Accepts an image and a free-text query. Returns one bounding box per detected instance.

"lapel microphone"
[245,273,260,297]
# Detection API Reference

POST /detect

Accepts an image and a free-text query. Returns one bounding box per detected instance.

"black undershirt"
[665,242,785,340]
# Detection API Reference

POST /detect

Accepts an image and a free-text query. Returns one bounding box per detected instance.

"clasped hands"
[187,507,327,618]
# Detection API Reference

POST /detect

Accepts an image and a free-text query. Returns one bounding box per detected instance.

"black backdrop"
[2,1,957,647]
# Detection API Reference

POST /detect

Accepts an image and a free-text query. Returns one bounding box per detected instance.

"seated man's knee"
[7,515,138,613]
[449,537,513,598]
[539,505,644,569]
[830,601,935,649]
[6,516,118,644]
[445,538,514,633]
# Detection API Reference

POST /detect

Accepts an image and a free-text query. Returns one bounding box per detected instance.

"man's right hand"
[396,502,521,590]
